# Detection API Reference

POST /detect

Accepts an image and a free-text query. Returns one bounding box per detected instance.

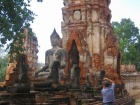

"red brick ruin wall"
[5,28,39,85]
[61,0,123,84]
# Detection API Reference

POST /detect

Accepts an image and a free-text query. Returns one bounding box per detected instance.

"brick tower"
[61,0,122,84]
[5,28,39,85]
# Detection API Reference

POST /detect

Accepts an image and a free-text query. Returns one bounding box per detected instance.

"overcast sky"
[29,0,140,63]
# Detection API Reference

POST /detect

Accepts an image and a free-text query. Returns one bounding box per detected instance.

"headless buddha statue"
[6,54,30,93]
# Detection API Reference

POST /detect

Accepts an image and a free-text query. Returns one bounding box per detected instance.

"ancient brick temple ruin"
[0,0,136,105]
[5,28,39,86]
[62,0,122,84]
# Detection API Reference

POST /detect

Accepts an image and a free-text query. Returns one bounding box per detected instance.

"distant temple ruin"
[5,28,39,85]
[121,65,136,73]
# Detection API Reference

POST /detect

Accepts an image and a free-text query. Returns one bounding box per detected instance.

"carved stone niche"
[73,10,81,21]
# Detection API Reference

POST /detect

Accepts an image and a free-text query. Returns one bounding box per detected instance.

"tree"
[112,18,140,71]
[0,0,35,60]
[37,62,45,69]
[0,48,8,81]
[135,36,140,71]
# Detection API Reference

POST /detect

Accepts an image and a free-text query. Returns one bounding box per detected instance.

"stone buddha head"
[50,28,60,46]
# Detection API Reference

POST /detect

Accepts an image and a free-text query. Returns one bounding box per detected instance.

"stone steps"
[0,90,135,105]
[0,101,9,105]
[76,98,102,105]
[115,96,135,105]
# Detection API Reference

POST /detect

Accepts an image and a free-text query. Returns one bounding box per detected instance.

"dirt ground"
[135,99,140,105]
[125,80,140,105]
[125,80,140,95]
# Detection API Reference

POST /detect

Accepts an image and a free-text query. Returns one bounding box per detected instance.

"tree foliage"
[0,0,35,61]
[112,18,140,71]
[0,48,8,81]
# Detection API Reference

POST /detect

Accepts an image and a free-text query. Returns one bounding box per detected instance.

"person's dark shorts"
[103,102,114,105]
